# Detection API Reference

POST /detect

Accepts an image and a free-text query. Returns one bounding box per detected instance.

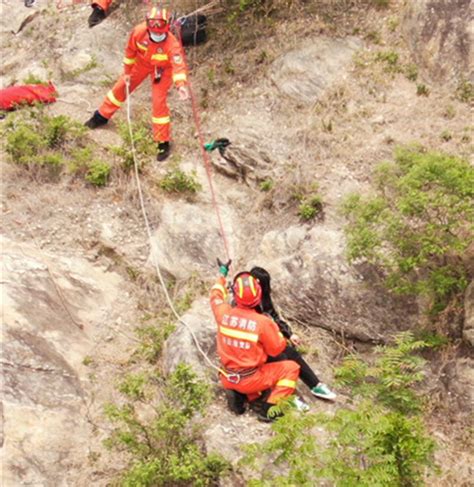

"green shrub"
[134,321,175,363]
[112,118,156,171]
[375,50,400,72]
[298,195,322,221]
[22,73,49,86]
[3,109,88,181]
[118,373,148,401]
[455,79,473,103]
[259,178,274,191]
[343,146,473,313]
[85,160,111,186]
[159,168,202,194]
[404,63,418,81]
[243,333,436,487]
[6,123,46,163]
[416,84,429,96]
[104,364,230,486]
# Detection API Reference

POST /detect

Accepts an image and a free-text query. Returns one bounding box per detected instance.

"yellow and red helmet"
[146,7,170,33]
[233,272,262,308]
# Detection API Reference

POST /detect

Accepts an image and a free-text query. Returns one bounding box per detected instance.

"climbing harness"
[222,366,258,384]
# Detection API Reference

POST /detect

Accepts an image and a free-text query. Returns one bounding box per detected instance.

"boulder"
[163,298,218,381]
[149,200,236,280]
[270,36,363,104]
[402,0,473,84]
[210,141,275,186]
[254,225,417,342]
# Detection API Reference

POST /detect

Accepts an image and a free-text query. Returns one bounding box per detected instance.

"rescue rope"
[173,23,232,264]
[124,81,225,378]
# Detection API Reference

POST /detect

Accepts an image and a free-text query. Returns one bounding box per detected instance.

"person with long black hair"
[250,266,336,401]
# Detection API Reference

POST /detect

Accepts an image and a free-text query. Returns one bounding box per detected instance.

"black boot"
[88,6,106,28]
[256,402,284,423]
[225,390,247,415]
[156,141,170,162]
[85,111,108,129]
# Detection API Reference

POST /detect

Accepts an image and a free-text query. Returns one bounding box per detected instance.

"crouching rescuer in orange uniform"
[85,7,189,162]
[210,265,301,422]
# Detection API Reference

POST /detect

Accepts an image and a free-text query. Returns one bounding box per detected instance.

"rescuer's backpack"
[174,14,207,46]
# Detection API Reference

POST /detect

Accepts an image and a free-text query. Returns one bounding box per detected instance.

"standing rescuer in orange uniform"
[85,7,189,162]
[210,263,301,422]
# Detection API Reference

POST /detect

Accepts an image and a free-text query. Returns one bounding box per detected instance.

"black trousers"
[266,344,319,390]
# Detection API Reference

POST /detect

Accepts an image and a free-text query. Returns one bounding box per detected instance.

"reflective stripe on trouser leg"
[267,361,299,404]
[98,65,150,120]
[151,71,172,142]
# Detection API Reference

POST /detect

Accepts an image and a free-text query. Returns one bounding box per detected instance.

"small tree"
[343,146,473,314]
[104,364,230,486]
[242,333,436,487]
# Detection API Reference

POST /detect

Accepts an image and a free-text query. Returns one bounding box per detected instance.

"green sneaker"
[311,383,336,401]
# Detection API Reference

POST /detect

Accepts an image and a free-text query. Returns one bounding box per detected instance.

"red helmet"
[146,7,170,33]
[233,272,262,308]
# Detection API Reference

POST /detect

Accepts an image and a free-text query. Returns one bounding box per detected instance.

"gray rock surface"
[254,225,417,342]
[150,200,236,280]
[163,298,217,380]
[402,0,473,83]
[1,236,127,486]
[270,36,363,103]
[463,280,474,345]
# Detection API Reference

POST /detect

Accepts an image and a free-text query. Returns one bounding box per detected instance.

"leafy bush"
[118,373,149,401]
[111,118,156,171]
[85,160,111,186]
[104,364,230,486]
[416,84,429,96]
[343,146,473,313]
[159,168,202,194]
[243,333,436,487]
[134,321,175,363]
[455,79,473,103]
[259,178,274,191]
[2,108,108,185]
[298,195,323,221]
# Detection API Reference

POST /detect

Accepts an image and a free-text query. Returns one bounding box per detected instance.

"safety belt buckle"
[227,373,240,385]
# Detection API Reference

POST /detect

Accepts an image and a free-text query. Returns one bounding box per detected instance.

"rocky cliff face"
[402,0,473,84]
[1,236,134,485]
[1,0,472,485]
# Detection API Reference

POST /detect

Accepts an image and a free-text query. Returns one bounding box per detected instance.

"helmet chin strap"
[149,31,167,43]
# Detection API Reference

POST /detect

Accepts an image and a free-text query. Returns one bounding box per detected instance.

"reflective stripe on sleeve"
[152,116,170,125]
[276,379,296,389]
[211,284,227,297]
[151,53,169,61]
[219,326,258,343]
[172,73,187,82]
[137,43,148,51]
[123,57,136,65]
[107,91,123,107]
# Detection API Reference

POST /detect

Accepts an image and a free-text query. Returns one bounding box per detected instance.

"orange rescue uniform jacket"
[122,22,188,87]
[210,277,287,371]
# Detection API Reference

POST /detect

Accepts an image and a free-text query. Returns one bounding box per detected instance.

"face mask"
[149,31,167,43]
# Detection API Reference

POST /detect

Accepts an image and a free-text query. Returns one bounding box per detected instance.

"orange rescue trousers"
[92,0,112,11]
[221,360,300,405]
[98,62,173,142]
